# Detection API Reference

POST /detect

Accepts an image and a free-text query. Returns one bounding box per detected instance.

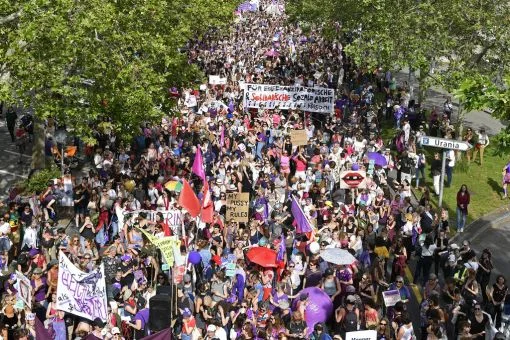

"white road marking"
[2,149,32,158]
[0,169,28,179]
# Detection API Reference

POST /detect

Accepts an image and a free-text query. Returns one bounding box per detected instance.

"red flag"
[201,181,214,223]
[178,179,201,217]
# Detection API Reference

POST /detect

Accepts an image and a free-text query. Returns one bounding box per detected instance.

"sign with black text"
[243,84,334,113]
[226,192,250,222]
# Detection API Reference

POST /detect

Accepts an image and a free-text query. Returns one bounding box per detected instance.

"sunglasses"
[396,281,403,283]
[380,322,387,326]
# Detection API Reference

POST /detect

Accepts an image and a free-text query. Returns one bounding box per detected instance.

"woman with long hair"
[456,184,470,234]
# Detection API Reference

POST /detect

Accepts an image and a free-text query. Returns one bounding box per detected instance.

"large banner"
[56,252,108,321]
[243,84,334,113]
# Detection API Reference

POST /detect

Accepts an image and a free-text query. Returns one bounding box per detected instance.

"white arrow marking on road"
[419,136,472,151]
[0,170,28,179]
[3,150,32,158]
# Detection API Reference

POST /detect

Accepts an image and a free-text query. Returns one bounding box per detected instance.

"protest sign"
[243,84,334,113]
[226,192,250,222]
[225,263,236,277]
[346,330,377,340]
[209,75,227,85]
[290,129,308,146]
[173,265,186,284]
[155,236,180,266]
[136,228,180,266]
[339,170,367,189]
[382,289,402,307]
[15,271,32,309]
[56,252,108,321]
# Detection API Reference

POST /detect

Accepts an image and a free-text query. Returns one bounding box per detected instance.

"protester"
[2,0,509,339]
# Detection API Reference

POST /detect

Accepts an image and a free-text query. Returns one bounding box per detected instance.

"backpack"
[343,308,358,332]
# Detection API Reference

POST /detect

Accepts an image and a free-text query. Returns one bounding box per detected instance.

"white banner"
[56,252,108,321]
[243,84,334,113]
[209,75,227,85]
[15,271,32,309]
[346,330,377,340]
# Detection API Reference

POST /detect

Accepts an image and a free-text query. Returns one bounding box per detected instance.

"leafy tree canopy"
[0,0,238,141]
[288,0,510,93]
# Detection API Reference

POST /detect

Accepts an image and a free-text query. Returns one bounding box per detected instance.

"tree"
[454,74,510,152]
[0,0,237,142]
[287,0,510,106]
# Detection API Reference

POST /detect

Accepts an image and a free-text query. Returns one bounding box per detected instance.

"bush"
[24,167,62,194]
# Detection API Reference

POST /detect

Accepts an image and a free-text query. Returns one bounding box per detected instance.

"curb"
[449,205,510,244]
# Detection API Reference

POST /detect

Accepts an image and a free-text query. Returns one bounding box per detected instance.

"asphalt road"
[0,118,32,198]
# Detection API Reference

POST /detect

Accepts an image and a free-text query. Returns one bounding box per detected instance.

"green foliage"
[24,167,61,194]
[287,0,510,100]
[0,0,238,141]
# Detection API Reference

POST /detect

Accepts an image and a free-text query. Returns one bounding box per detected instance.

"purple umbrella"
[367,151,388,167]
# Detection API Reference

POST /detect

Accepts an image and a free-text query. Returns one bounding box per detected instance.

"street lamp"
[54,128,68,178]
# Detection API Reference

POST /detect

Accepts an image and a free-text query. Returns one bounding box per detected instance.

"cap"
[111,327,121,335]
[429,273,437,280]
[29,248,40,257]
[183,308,192,318]
[33,268,43,275]
[449,243,459,250]
[26,313,35,321]
[183,274,191,283]
[299,292,309,301]
[123,289,132,301]
[9,273,17,281]
[121,254,132,262]
[207,324,217,332]
[346,295,356,303]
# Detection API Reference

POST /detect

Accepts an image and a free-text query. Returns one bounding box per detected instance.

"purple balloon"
[352,163,360,171]
[293,287,333,334]
[188,251,202,265]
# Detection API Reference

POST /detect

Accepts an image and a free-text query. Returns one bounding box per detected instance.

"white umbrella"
[320,248,356,265]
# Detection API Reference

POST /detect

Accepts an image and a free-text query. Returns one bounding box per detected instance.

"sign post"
[420,136,472,210]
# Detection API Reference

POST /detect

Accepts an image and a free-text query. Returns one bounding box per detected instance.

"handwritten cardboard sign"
[226,192,250,222]
[290,129,308,146]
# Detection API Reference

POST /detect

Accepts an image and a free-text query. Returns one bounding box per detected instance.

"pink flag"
[192,145,206,180]
[220,126,225,147]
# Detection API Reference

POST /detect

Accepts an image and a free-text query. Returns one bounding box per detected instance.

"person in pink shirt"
[293,150,308,181]
[280,150,291,175]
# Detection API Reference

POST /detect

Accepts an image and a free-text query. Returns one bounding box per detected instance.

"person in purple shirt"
[128,307,150,338]
[4,273,17,295]
[31,267,48,305]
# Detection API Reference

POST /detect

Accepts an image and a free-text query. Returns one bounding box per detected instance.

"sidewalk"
[394,70,506,135]
[450,205,510,276]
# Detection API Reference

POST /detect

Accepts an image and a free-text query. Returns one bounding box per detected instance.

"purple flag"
[192,145,206,180]
[277,234,286,261]
[141,327,172,339]
[35,317,53,339]
[291,195,313,233]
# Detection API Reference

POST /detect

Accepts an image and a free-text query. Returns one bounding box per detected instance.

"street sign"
[420,136,472,151]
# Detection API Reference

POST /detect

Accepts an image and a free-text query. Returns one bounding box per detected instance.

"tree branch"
[0,11,22,25]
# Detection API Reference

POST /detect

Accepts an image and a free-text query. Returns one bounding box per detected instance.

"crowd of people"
[1,0,509,339]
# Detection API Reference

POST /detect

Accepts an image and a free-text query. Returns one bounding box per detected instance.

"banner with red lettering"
[243,84,334,113]
[56,252,108,321]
